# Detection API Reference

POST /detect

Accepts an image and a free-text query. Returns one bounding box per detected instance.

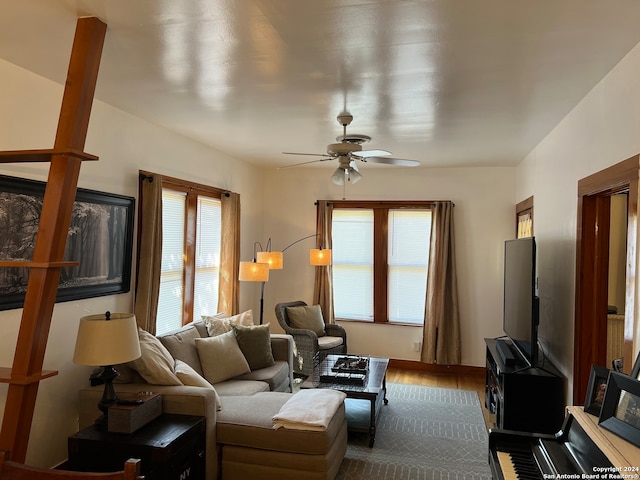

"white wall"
[0,58,263,468]
[261,165,516,367]
[516,42,640,400]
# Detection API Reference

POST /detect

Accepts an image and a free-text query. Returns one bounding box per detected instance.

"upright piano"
[489,406,640,479]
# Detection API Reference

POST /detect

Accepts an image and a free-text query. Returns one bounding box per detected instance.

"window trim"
[331,200,435,324]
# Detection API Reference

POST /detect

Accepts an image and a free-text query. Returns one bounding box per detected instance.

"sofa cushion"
[202,310,254,337]
[159,325,204,376]
[285,305,326,337]
[195,330,250,384]
[200,312,228,336]
[192,320,208,338]
[174,359,222,411]
[128,328,181,385]
[213,379,270,396]
[318,336,344,350]
[216,392,346,455]
[232,360,289,392]
[233,323,275,371]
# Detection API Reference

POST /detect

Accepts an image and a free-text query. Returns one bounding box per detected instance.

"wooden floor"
[386,366,493,430]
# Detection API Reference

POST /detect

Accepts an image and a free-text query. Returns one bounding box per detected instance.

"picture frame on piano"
[631,350,640,380]
[598,371,640,448]
[584,365,610,416]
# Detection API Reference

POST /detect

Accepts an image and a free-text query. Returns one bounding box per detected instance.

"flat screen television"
[503,237,539,367]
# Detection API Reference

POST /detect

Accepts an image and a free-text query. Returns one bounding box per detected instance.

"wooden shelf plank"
[0,260,79,268]
[0,149,98,163]
[0,368,59,385]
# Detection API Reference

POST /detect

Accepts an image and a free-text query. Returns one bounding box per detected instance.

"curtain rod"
[316,200,455,207]
[139,171,230,196]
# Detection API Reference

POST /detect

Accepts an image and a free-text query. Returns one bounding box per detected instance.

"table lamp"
[73,311,141,429]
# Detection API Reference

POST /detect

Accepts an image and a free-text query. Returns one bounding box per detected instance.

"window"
[156,181,222,335]
[332,202,432,324]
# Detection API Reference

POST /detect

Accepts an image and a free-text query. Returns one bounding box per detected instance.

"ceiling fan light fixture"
[348,167,362,184]
[282,112,421,185]
[331,167,345,185]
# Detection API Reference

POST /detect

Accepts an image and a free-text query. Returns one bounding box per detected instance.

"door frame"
[574,155,638,404]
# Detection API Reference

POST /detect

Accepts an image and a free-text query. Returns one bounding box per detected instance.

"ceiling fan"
[281,112,421,185]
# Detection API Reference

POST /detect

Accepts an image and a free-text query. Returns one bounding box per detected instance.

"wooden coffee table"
[301,354,389,447]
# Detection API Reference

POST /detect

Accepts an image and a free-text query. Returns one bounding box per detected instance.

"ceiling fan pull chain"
[342,172,347,200]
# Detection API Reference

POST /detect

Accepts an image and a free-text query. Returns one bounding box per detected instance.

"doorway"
[573,155,638,404]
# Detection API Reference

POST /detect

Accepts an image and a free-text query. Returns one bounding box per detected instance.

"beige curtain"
[134,173,163,334]
[218,192,240,315]
[313,200,334,324]
[421,201,461,364]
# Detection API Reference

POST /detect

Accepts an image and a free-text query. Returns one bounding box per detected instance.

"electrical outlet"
[612,358,623,372]
[413,341,422,352]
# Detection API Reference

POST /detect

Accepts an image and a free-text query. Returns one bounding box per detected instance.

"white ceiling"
[2,0,640,169]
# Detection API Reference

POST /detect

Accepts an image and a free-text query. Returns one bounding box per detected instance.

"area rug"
[336,383,491,480]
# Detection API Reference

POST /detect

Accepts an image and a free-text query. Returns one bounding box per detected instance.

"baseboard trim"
[389,359,485,377]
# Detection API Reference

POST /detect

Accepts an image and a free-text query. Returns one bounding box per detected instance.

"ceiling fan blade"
[282,152,333,157]
[362,156,421,166]
[278,156,336,169]
[357,149,391,157]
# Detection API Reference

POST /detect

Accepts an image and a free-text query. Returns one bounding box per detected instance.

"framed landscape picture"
[0,174,135,310]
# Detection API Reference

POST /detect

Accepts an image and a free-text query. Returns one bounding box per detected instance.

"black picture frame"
[0,174,135,310]
[584,365,610,416]
[598,371,640,447]
[632,350,640,381]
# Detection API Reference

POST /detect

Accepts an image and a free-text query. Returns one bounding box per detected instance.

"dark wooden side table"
[68,414,205,480]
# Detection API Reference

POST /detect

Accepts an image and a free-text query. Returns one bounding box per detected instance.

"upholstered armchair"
[275,301,347,376]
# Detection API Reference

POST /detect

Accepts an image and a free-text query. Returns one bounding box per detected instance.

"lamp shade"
[73,313,141,366]
[256,251,283,270]
[331,167,345,185]
[239,261,269,282]
[310,248,332,266]
[348,167,363,184]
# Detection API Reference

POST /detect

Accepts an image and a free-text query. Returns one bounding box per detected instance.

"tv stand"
[485,337,564,434]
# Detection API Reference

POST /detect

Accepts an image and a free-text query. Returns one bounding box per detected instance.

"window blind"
[157,190,186,335]
[194,196,221,319]
[388,209,431,324]
[332,209,374,321]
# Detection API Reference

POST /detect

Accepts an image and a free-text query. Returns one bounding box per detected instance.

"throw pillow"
[128,328,181,386]
[202,310,254,337]
[233,323,275,371]
[159,326,204,376]
[195,330,250,384]
[174,359,222,411]
[285,305,326,337]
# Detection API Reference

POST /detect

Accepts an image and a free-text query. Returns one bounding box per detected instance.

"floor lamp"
[239,245,270,324]
[240,235,332,324]
[257,234,332,269]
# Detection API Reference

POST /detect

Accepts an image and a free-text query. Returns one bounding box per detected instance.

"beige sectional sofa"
[78,319,347,480]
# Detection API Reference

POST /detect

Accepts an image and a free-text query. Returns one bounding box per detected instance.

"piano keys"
[489,408,621,479]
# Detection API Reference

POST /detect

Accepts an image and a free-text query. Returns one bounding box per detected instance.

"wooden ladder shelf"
[0,17,106,462]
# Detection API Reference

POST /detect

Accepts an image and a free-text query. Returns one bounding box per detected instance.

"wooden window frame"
[142,172,225,327]
[332,200,434,324]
